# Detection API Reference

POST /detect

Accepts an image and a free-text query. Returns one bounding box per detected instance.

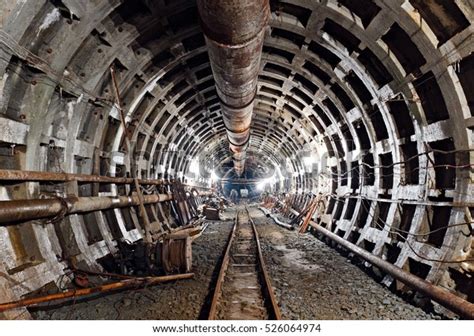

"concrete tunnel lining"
[0,0,473,319]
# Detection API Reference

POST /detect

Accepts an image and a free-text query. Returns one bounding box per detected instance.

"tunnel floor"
[32,206,439,320]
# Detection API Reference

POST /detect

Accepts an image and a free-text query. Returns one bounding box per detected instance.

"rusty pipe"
[285,205,474,317]
[310,222,474,318]
[0,193,173,224]
[258,207,294,230]
[197,0,269,176]
[0,273,194,313]
[0,169,173,185]
[0,169,212,192]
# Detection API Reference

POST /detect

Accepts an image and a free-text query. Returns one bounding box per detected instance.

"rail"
[208,206,281,319]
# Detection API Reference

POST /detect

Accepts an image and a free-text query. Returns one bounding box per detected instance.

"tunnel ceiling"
[0,0,471,184]
[0,0,474,318]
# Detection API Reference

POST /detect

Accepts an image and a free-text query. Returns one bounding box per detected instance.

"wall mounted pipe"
[197,0,269,176]
[0,194,173,224]
[0,169,211,191]
[0,169,172,185]
[284,205,474,317]
[310,221,474,319]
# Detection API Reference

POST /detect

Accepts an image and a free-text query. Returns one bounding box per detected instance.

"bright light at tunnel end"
[189,157,200,176]
[256,180,266,191]
[210,170,219,182]
[303,156,315,167]
[257,174,277,191]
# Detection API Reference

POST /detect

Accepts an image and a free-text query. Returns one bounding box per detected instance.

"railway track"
[209,206,281,320]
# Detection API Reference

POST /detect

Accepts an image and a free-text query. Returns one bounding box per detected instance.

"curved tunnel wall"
[0,0,473,318]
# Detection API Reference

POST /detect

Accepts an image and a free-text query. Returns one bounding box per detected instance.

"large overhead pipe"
[197,0,269,176]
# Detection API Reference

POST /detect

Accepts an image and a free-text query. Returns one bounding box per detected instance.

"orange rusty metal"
[0,194,173,224]
[197,0,270,176]
[0,273,194,313]
[208,208,281,319]
[0,169,172,185]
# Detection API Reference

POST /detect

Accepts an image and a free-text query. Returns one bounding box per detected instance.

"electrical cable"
[350,196,474,264]
[356,196,472,239]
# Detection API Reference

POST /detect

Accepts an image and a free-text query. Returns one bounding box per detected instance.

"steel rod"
[0,273,194,312]
[110,66,153,244]
[259,207,294,230]
[208,216,237,320]
[247,207,282,319]
[309,222,474,319]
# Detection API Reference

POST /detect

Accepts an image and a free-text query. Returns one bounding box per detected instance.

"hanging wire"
[43,194,69,225]
[341,195,474,264]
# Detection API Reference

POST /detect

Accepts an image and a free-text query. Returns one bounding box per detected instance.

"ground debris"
[32,211,235,320]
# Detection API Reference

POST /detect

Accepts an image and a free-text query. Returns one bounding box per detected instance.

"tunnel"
[0,0,473,321]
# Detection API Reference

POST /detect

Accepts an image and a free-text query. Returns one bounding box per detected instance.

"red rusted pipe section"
[0,273,194,313]
[0,193,173,224]
[197,0,269,176]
